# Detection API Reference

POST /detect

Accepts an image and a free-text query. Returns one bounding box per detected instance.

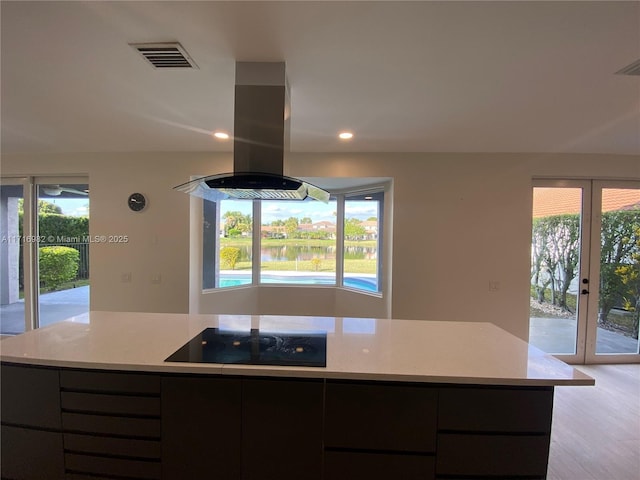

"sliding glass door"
[530,179,640,364]
[0,177,89,335]
[0,179,30,334]
[36,180,90,328]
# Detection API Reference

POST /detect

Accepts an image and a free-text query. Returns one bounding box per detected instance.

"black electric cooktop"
[165,328,327,367]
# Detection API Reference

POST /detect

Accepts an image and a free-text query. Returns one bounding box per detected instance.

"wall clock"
[127,193,147,212]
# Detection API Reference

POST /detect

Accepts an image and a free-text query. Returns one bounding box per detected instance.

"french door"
[0,176,89,334]
[530,179,640,364]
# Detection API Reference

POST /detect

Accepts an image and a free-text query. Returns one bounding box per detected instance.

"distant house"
[303,221,336,232]
[361,220,378,240]
[261,225,287,238]
[298,221,336,239]
[260,219,380,240]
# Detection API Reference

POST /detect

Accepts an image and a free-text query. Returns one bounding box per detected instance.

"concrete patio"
[530,316,638,355]
[0,285,90,335]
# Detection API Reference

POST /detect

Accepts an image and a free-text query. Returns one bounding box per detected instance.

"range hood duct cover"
[174,62,329,202]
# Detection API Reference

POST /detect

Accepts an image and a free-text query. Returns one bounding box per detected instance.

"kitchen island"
[1,312,594,480]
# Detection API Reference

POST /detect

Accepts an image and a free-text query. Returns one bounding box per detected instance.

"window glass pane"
[344,193,381,293]
[37,183,90,328]
[260,199,337,285]
[0,183,25,334]
[218,199,253,287]
[529,187,582,355]
[595,188,640,355]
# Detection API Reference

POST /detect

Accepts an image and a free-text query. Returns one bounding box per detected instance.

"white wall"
[2,152,639,340]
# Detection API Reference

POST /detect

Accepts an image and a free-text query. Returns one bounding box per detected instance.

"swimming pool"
[219,273,378,293]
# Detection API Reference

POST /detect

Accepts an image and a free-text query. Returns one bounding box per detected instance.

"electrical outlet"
[121,272,132,283]
[489,280,500,292]
[151,274,162,284]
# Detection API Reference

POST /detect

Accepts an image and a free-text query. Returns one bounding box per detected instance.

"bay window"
[202,184,386,295]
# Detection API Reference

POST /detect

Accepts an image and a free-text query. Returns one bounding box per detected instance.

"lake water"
[231,245,377,262]
[220,245,379,292]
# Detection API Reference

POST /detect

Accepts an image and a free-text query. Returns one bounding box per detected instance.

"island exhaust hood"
[174,62,330,202]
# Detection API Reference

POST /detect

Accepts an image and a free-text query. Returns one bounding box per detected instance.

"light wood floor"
[548,364,640,480]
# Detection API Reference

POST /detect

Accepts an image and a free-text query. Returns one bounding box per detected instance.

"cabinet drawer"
[439,387,553,433]
[65,453,160,479]
[1,364,61,428]
[60,370,160,394]
[1,425,64,480]
[325,382,437,452]
[62,412,161,438]
[61,391,161,416]
[325,451,435,480]
[64,433,160,459]
[436,433,550,477]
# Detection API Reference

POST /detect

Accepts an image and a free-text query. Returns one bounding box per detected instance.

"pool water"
[219,274,377,293]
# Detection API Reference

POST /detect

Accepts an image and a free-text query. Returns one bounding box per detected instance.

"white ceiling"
[1,1,639,155]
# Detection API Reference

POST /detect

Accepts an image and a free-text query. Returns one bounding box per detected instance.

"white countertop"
[0,311,594,386]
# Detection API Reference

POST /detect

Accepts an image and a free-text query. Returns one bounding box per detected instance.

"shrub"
[39,246,79,291]
[19,213,89,242]
[220,246,240,270]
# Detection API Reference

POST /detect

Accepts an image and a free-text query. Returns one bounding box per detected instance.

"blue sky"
[47,198,378,223]
[43,198,89,217]
[222,199,378,224]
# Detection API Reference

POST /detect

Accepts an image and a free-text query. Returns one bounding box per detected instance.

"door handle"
[581,289,589,295]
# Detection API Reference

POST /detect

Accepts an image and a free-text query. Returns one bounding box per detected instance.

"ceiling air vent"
[130,42,198,69]
[615,58,640,76]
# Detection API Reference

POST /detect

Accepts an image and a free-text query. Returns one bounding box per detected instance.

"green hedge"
[39,214,89,241]
[19,213,89,242]
[39,246,79,291]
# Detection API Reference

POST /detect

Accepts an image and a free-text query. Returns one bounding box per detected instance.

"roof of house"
[533,188,640,218]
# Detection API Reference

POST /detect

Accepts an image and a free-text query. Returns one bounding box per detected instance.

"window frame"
[342,189,384,294]
[203,182,388,296]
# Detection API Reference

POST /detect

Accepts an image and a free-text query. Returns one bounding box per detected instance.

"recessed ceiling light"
[213,131,230,140]
[364,196,373,200]
[338,132,353,140]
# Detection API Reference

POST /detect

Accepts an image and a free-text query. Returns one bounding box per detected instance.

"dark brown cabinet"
[437,433,551,478]
[161,376,242,480]
[325,381,438,452]
[324,381,438,480]
[0,426,64,480]
[436,386,554,479]
[242,378,324,480]
[1,364,61,429]
[438,386,554,433]
[325,451,435,480]
[0,363,555,480]
[59,369,162,480]
[0,365,64,480]
[161,376,324,480]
